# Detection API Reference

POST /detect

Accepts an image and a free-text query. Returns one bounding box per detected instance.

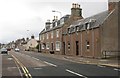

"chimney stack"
[71,3,82,17]
[108,2,116,12]
[45,19,51,30]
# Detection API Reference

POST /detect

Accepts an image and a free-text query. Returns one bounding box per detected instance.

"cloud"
[0,0,107,43]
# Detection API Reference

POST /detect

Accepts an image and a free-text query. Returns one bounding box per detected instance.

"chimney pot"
[75,4,77,8]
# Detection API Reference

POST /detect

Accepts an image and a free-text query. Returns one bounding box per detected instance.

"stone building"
[39,1,119,58]
[39,3,83,54]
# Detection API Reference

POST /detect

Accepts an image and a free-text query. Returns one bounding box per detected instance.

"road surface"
[1,50,119,78]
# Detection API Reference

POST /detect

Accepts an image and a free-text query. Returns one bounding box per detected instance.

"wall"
[100,2,119,57]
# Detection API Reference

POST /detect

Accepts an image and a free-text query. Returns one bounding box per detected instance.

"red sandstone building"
[39,1,119,58]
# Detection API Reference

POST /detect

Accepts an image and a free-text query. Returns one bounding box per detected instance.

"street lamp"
[52,10,62,18]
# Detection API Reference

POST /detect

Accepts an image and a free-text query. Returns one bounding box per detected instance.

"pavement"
[35,52,120,68]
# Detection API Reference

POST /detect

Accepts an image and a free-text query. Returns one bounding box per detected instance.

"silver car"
[0,48,8,54]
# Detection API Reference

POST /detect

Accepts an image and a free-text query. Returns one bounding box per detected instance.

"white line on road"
[43,61,57,67]
[34,68,42,70]
[66,69,87,78]
[97,65,105,68]
[32,57,39,61]
[114,68,120,71]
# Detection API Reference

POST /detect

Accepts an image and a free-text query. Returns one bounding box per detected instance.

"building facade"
[39,2,119,58]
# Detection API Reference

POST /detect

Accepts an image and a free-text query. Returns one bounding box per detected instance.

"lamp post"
[52,10,62,18]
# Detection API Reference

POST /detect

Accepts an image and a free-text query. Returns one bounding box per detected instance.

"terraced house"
[39,1,119,58]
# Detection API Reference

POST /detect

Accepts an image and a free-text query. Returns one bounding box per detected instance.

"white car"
[15,48,20,52]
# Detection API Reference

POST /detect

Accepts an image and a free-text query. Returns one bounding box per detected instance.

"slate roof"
[40,15,70,34]
[70,10,109,30]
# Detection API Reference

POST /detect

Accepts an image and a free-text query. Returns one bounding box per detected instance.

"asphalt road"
[1,50,120,78]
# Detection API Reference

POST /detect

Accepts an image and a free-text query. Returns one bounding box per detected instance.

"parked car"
[15,48,20,52]
[0,48,8,54]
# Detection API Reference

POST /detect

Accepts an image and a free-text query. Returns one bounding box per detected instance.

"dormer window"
[89,19,96,23]
[85,23,90,30]
[71,27,75,33]
[68,28,70,34]
[76,26,79,32]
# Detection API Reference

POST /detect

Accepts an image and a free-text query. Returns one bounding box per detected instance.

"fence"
[102,50,120,59]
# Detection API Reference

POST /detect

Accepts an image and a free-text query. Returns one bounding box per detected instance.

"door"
[51,43,53,50]
[76,41,79,55]
[63,42,65,55]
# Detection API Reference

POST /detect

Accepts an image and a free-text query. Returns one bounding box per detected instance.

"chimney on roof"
[45,19,51,30]
[71,3,82,17]
[108,2,116,12]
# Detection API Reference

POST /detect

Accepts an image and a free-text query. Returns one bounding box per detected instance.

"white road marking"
[7,67,17,70]
[34,68,42,70]
[7,58,13,60]
[114,68,120,71]
[66,69,87,78]
[32,57,39,61]
[97,65,105,68]
[43,61,57,67]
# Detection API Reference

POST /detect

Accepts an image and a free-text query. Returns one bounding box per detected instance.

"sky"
[0,0,108,44]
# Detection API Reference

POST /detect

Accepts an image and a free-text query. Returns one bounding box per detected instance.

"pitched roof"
[40,15,70,34]
[71,10,109,30]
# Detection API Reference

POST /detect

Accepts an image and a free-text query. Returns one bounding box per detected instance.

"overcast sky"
[0,0,108,44]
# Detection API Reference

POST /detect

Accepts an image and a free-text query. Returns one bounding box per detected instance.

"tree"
[36,44,39,50]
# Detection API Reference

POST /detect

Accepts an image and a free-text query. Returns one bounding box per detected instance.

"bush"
[36,44,39,49]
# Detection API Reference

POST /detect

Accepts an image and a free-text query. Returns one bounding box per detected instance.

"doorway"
[76,41,79,55]
[51,43,54,50]
[63,42,65,55]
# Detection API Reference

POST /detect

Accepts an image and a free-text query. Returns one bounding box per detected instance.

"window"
[56,41,61,51]
[76,26,79,31]
[43,34,44,40]
[68,28,70,34]
[71,27,75,33]
[68,42,70,50]
[51,31,53,38]
[46,42,49,49]
[86,41,90,50]
[46,33,49,39]
[56,30,59,37]
[42,44,45,49]
[85,23,90,30]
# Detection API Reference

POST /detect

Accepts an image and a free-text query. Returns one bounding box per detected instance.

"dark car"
[0,48,8,54]
[7,48,11,51]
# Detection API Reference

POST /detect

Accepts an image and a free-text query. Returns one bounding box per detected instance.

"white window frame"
[51,31,53,38]
[55,41,61,51]
[41,44,44,49]
[46,33,49,39]
[46,42,49,49]
[56,30,59,38]
[43,34,44,40]
[86,41,90,50]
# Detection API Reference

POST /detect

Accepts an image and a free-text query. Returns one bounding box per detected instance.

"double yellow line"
[11,54,32,78]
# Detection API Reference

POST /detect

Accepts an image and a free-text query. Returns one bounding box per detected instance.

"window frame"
[55,41,61,51]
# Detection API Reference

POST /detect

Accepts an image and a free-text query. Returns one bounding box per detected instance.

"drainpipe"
[80,31,83,56]
[92,28,95,58]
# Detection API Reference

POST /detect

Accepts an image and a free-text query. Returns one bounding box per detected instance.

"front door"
[76,41,79,55]
[51,43,53,50]
[63,42,65,55]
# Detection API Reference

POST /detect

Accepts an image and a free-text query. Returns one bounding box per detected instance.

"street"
[1,50,119,78]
